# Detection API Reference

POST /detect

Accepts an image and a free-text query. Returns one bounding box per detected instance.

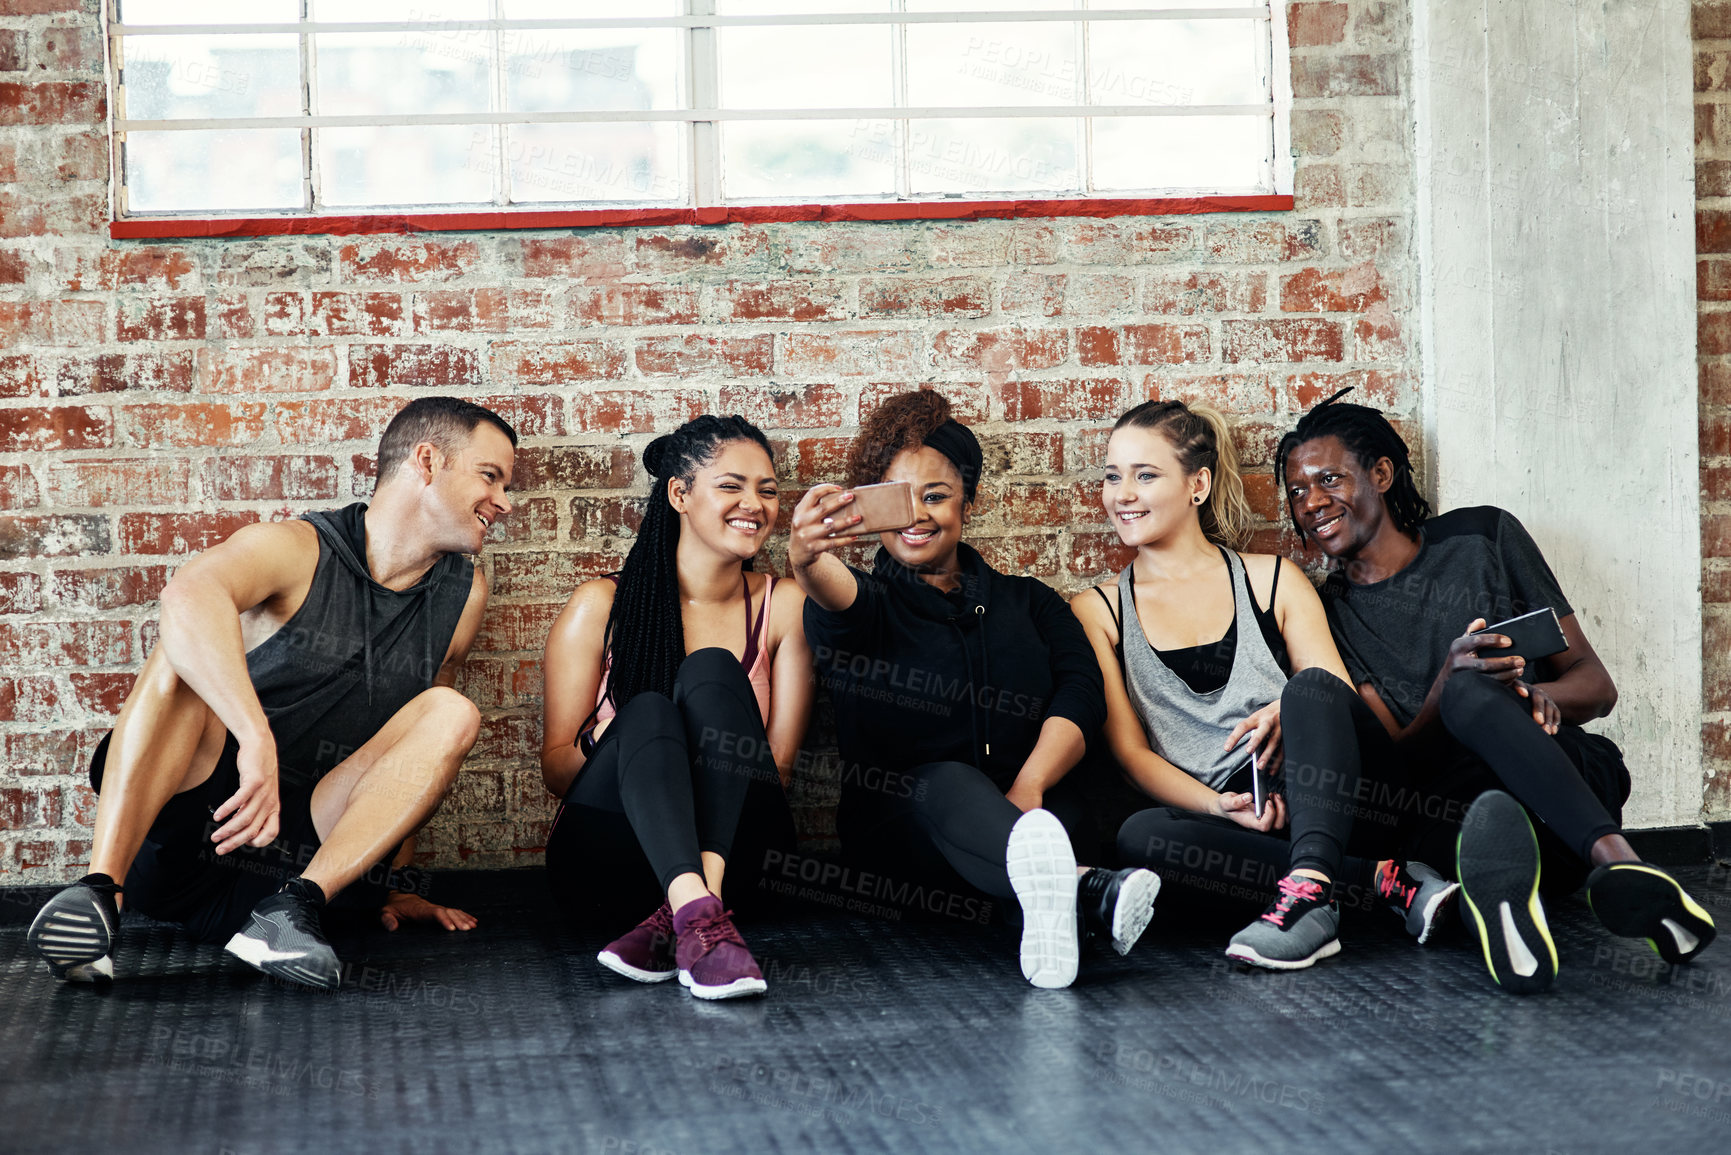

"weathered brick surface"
[0,2,1417,875]
[1704,1,1731,817]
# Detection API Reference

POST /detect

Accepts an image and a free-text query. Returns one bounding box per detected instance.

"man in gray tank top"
[27,397,515,990]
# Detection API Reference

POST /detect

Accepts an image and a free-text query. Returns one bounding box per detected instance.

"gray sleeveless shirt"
[1116,550,1288,789]
[244,503,472,793]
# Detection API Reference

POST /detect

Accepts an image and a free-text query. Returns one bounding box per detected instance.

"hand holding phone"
[1479,607,1567,665]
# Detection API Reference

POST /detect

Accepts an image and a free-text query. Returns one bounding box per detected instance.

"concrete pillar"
[1414,0,1702,827]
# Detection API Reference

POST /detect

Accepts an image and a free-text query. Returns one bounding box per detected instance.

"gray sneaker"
[1375,859,1461,945]
[1225,875,1341,970]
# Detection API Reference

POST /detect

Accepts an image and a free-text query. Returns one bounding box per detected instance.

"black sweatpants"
[1116,668,1630,917]
[544,648,796,922]
[839,759,1097,925]
[1426,670,1629,894]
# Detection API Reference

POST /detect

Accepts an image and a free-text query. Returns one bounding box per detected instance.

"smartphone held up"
[841,481,916,536]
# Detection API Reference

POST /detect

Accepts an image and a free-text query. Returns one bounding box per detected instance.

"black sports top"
[245,502,473,793]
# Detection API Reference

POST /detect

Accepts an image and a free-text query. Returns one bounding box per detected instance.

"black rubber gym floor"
[4,865,1731,1155]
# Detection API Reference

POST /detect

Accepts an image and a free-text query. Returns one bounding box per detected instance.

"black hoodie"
[803,543,1105,807]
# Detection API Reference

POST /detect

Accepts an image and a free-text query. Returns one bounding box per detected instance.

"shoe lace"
[278,894,325,938]
[1261,876,1325,928]
[645,902,675,936]
[687,907,747,953]
[1376,861,1414,907]
[640,903,676,946]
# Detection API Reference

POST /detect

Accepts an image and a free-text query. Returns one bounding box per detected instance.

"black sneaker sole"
[1456,790,1556,995]
[1587,863,1717,964]
[28,886,116,981]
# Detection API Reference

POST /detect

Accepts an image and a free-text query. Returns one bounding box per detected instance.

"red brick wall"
[0,1,1415,877]
[1700,1,1731,819]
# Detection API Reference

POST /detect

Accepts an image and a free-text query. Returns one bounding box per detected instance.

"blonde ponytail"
[1189,403,1252,549]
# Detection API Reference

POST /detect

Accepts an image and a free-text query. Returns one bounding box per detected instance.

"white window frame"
[106,2,1295,222]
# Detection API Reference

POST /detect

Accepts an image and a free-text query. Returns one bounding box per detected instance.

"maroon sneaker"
[597,902,677,983]
[673,895,766,1000]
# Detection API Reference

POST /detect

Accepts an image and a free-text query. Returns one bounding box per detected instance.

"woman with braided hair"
[540,415,809,1000]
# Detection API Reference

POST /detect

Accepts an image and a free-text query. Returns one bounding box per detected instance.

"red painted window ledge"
[110,195,1295,239]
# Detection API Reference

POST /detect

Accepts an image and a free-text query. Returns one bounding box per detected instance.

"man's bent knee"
[412,685,482,754]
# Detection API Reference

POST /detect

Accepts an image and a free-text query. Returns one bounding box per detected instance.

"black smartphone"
[1481,607,1567,665]
[1251,748,1270,819]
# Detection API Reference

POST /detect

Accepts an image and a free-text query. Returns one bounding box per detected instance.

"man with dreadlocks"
[540,415,808,1000]
[1278,390,1715,994]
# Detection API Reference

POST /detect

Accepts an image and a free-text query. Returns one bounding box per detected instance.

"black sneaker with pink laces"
[1374,859,1461,946]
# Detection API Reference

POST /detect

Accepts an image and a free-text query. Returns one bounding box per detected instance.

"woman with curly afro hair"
[789,389,1157,989]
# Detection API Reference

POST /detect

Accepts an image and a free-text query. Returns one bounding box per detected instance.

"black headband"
[922,419,982,502]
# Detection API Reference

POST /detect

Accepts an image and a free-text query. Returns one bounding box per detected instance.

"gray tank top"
[244,503,472,792]
[1116,550,1288,789]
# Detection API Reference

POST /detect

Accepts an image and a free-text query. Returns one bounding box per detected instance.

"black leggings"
[841,760,1096,907]
[1116,669,1630,913]
[1118,668,1405,913]
[544,648,795,916]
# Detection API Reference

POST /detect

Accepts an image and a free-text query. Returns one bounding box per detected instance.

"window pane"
[317,125,493,206]
[718,1,890,14]
[907,22,1079,108]
[722,119,897,200]
[908,118,1079,195]
[1091,114,1269,192]
[506,123,685,203]
[122,34,301,121]
[1089,0,1257,8]
[719,26,893,110]
[120,0,298,23]
[904,0,1056,10]
[310,0,489,20]
[1087,20,1266,108]
[315,33,490,117]
[506,0,679,15]
[504,31,682,113]
[125,129,302,212]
